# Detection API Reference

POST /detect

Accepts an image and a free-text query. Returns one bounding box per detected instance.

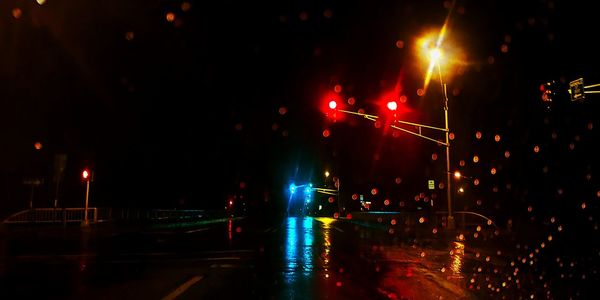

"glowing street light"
[325,171,330,178]
[429,48,442,63]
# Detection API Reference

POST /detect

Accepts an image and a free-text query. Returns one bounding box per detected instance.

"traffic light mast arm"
[338,109,379,121]
[333,108,448,146]
[314,187,338,193]
[583,82,600,94]
[585,82,600,89]
[390,124,448,146]
[316,191,338,196]
[393,120,448,132]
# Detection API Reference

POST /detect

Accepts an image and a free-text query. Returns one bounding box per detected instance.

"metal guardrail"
[2,208,214,225]
[108,209,208,222]
[2,208,98,224]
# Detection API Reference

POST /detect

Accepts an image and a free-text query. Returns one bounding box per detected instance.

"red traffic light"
[82,169,90,181]
[328,100,337,109]
[386,101,398,111]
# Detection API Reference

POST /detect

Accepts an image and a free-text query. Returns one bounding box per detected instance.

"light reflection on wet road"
[277,216,472,299]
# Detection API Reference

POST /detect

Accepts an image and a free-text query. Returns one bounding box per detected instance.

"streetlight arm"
[316,191,338,196]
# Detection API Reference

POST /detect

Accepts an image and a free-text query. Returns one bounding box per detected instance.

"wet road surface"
[0,215,594,299]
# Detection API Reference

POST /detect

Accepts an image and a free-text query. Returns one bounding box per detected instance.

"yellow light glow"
[325,171,330,177]
[417,19,449,91]
[454,171,461,179]
[429,48,442,62]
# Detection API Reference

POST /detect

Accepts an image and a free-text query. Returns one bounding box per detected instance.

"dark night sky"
[0,0,598,214]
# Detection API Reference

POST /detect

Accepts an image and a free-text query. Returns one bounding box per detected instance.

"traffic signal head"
[541,82,556,103]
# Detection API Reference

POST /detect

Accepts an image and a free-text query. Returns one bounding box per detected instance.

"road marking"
[161,275,203,300]
[210,263,237,268]
[332,226,344,233]
[185,228,209,234]
[202,256,241,261]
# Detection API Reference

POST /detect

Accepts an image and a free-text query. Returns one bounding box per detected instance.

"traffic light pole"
[327,73,456,229]
[82,180,90,227]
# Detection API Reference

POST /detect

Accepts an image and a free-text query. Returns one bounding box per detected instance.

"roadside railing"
[2,208,221,225]
[2,208,98,224]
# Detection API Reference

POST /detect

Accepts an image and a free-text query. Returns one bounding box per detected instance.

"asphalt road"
[0,214,579,299]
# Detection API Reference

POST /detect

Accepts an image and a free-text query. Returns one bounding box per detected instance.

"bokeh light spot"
[12,8,22,19]
[181,2,192,12]
[166,12,176,22]
[396,40,404,49]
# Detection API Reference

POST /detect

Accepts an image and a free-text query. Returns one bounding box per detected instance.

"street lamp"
[423,38,456,230]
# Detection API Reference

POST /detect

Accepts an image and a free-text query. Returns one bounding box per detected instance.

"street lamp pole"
[437,60,455,230]
[83,180,90,226]
[442,82,455,229]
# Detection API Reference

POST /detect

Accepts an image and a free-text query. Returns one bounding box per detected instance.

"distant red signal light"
[329,100,337,109]
[82,169,90,181]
